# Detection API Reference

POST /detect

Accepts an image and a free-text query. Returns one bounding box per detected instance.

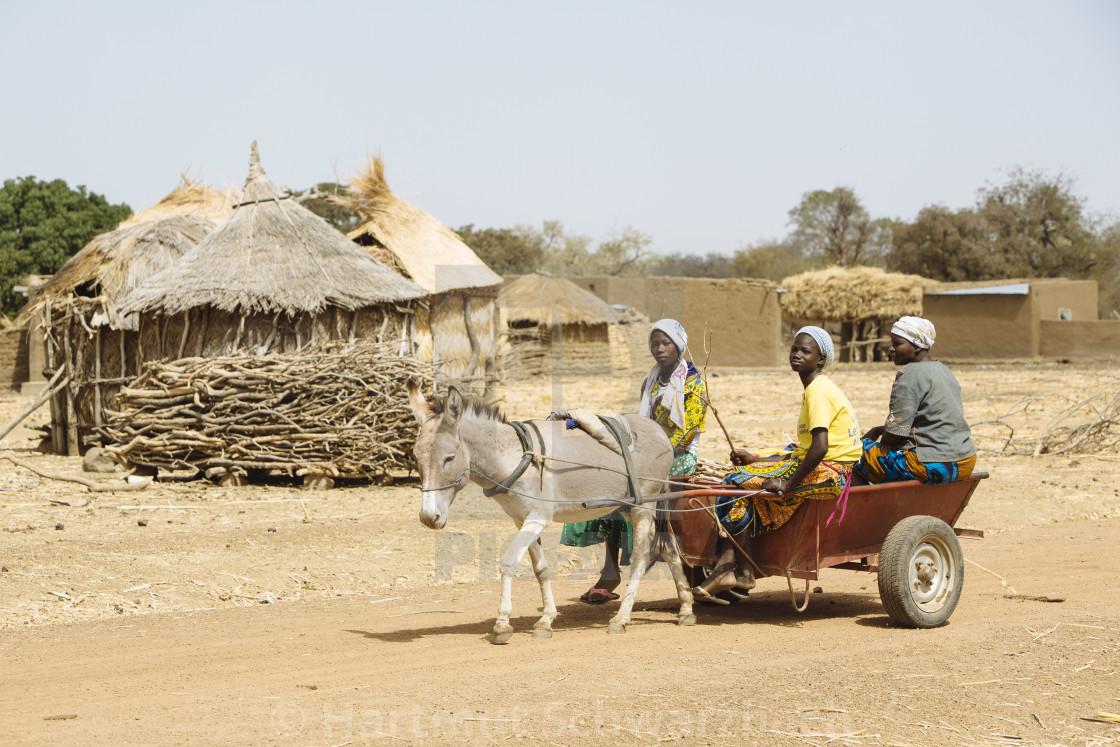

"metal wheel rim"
[906,535,956,612]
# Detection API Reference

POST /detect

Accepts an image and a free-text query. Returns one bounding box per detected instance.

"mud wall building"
[923,279,1120,359]
[569,276,783,367]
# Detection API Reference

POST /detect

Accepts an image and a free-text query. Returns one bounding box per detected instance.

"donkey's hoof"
[607,621,627,635]
[492,623,515,645]
[532,623,553,639]
[677,613,697,627]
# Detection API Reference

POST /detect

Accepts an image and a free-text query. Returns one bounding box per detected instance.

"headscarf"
[892,316,936,349]
[795,326,835,369]
[639,319,689,430]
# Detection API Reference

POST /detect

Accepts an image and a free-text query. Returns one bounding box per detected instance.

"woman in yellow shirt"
[693,326,860,601]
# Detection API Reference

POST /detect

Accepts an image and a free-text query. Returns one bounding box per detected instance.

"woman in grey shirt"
[852,317,976,485]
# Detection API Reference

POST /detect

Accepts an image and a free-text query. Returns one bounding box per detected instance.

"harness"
[482,417,642,503]
[596,415,641,500]
[482,421,536,497]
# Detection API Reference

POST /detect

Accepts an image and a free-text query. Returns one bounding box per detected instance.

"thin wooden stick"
[100,340,436,479]
[700,327,735,453]
[62,317,79,456]
[0,367,66,442]
[0,453,151,492]
[964,557,1018,595]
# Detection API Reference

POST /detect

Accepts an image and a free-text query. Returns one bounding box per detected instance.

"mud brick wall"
[0,329,29,390]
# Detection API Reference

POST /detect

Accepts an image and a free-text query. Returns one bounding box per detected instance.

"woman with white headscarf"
[852,317,975,486]
[560,318,707,604]
[694,326,861,602]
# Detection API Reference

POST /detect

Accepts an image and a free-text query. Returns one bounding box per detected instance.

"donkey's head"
[408,383,470,529]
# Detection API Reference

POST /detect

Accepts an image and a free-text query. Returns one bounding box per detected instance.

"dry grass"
[338,154,502,294]
[499,273,614,326]
[780,266,928,322]
[122,142,427,316]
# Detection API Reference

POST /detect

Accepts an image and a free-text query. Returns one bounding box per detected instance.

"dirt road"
[2,363,1120,745]
[3,518,1118,745]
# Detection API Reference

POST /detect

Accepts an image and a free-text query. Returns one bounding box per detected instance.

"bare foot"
[696,563,738,594]
[733,570,756,591]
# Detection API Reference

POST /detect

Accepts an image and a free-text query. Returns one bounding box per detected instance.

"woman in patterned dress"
[851,316,976,486]
[560,318,707,604]
[693,326,860,602]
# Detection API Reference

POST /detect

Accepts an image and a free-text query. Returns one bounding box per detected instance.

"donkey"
[408,384,696,644]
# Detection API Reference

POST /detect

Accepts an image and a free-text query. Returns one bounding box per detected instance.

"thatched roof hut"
[20,216,213,331]
[779,266,931,362]
[336,156,502,391]
[339,156,501,294]
[125,145,425,317]
[500,273,612,326]
[779,266,928,322]
[498,274,628,376]
[16,178,235,455]
[18,177,233,330]
[40,143,425,458]
[118,175,235,227]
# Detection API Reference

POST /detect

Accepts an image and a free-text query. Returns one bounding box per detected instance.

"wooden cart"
[667,473,988,627]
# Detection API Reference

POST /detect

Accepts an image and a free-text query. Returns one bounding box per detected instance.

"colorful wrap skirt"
[559,452,697,566]
[853,439,977,485]
[716,457,853,536]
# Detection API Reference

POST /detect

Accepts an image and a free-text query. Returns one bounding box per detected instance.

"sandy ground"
[2,361,1120,745]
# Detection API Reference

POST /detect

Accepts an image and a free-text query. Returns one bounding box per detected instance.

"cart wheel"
[685,564,749,605]
[877,515,963,628]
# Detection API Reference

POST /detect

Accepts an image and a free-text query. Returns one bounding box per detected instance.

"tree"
[788,186,887,266]
[729,241,815,281]
[0,176,132,317]
[295,182,360,234]
[646,251,732,278]
[888,205,999,281]
[977,168,1097,278]
[887,169,1105,285]
[585,227,652,276]
[457,223,546,275]
[536,220,591,275]
[1092,219,1120,318]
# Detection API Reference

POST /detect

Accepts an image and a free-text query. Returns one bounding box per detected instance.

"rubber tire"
[684,564,749,605]
[877,515,964,628]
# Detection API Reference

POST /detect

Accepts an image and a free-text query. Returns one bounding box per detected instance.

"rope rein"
[416,463,765,515]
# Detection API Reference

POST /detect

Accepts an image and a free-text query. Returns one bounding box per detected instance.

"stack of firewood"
[101,342,435,480]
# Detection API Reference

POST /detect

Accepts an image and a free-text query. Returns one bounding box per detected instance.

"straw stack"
[779,266,928,322]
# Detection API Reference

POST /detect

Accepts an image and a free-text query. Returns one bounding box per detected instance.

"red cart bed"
[668,472,988,627]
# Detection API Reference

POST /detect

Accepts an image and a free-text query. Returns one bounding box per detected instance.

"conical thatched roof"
[19,177,237,327]
[123,142,426,317]
[18,216,215,329]
[779,266,929,322]
[118,176,235,228]
[339,156,501,294]
[499,274,612,325]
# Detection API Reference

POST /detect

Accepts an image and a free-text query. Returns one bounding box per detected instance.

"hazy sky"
[3,1,1118,257]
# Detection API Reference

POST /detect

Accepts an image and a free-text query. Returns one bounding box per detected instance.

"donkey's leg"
[655,507,696,626]
[493,518,547,645]
[608,508,655,634]
[525,536,558,638]
[662,539,696,626]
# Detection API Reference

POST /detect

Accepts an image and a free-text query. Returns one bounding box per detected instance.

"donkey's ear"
[444,386,465,428]
[407,381,431,424]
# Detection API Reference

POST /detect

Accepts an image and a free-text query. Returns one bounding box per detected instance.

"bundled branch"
[971,373,1120,456]
[100,341,436,480]
[694,457,734,483]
